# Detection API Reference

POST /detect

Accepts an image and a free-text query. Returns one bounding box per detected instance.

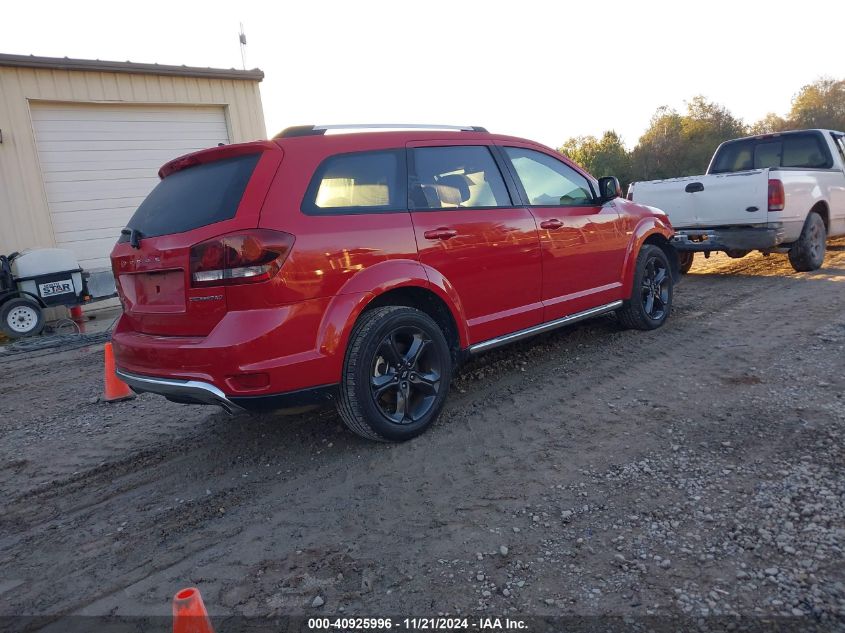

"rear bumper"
[671,225,785,252]
[116,369,244,414]
[111,296,347,406]
[116,368,337,414]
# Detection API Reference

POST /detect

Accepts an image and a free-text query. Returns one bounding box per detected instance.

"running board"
[468,300,623,355]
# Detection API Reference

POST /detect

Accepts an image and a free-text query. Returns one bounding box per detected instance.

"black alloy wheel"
[370,326,442,425]
[641,255,670,321]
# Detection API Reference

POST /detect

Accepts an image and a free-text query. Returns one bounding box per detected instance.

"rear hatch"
[110,142,283,336]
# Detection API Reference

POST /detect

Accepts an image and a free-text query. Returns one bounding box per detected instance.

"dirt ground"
[1,241,843,629]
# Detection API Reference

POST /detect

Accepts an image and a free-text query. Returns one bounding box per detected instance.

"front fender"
[621,217,674,296]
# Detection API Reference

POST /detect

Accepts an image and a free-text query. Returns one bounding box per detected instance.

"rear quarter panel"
[774,169,845,241]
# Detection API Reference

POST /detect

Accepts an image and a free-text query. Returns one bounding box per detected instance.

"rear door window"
[303,150,406,214]
[121,153,261,239]
[409,146,512,209]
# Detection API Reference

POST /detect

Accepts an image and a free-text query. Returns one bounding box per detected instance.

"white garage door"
[31,103,230,271]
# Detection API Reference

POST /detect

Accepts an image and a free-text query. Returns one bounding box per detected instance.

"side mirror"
[598,176,622,201]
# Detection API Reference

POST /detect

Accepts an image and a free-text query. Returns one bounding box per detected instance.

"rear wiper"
[121,227,143,249]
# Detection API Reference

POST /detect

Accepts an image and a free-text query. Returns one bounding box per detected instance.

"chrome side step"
[468,300,623,355]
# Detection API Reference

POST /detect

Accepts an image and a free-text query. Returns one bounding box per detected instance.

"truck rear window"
[120,153,261,240]
[710,133,832,174]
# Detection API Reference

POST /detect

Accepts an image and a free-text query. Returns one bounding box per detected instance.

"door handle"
[539,219,564,230]
[685,182,704,193]
[424,227,458,240]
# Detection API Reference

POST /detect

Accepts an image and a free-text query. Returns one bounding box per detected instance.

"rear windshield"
[710,133,832,174]
[120,153,261,240]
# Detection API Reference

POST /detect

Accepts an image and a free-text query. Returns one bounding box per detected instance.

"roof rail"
[275,124,488,138]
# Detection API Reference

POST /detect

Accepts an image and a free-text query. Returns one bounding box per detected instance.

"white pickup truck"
[628,129,845,272]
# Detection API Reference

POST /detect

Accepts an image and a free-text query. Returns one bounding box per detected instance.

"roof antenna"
[238,23,247,70]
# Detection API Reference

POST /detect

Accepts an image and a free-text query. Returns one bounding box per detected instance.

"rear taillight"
[768,179,785,211]
[189,230,295,287]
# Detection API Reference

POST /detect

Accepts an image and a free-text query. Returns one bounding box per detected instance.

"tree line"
[560,78,845,189]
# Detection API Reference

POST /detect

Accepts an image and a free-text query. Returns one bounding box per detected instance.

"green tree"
[749,112,789,135]
[631,97,746,181]
[559,130,632,187]
[787,78,845,131]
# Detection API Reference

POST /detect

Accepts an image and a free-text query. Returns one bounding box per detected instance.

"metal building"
[0,53,266,273]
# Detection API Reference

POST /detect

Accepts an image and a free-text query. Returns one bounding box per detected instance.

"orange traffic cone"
[102,342,134,403]
[173,587,215,633]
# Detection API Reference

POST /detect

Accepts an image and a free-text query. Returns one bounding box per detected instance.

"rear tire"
[677,251,695,274]
[337,306,452,442]
[617,245,673,331]
[0,297,45,338]
[788,212,826,272]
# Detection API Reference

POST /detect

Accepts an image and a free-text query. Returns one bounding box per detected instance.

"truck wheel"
[0,297,45,338]
[788,212,826,272]
[617,245,673,331]
[677,251,695,274]
[337,306,452,442]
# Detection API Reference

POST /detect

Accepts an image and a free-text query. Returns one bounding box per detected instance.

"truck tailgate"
[691,169,769,227]
[633,170,769,228]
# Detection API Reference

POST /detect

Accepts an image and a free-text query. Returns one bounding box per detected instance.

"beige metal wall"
[0,65,266,256]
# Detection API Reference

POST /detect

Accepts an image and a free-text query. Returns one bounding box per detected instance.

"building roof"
[0,53,264,81]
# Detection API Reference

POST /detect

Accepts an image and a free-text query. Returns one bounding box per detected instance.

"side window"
[833,134,845,164]
[304,150,404,214]
[503,147,594,206]
[409,146,512,210]
[781,134,831,168]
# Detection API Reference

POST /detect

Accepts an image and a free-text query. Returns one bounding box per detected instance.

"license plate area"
[120,270,185,313]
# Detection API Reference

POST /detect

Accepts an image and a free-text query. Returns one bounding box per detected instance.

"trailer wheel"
[0,297,45,338]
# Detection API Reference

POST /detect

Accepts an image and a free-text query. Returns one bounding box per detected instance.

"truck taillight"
[768,179,785,211]
[189,230,295,287]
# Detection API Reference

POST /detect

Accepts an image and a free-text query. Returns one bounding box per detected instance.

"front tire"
[1,297,45,338]
[337,306,452,442]
[788,211,826,272]
[617,245,673,331]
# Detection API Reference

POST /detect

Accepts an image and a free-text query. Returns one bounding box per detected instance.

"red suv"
[111,125,677,441]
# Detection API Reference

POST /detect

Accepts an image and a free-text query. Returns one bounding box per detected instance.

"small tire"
[677,251,695,274]
[337,306,452,442]
[0,297,45,338]
[788,212,826,272]
[617,245,673,331]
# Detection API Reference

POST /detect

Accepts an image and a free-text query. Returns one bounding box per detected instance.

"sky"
[4,0,844,149]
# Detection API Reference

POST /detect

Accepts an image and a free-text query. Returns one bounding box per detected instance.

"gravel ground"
[0,241,843,631]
